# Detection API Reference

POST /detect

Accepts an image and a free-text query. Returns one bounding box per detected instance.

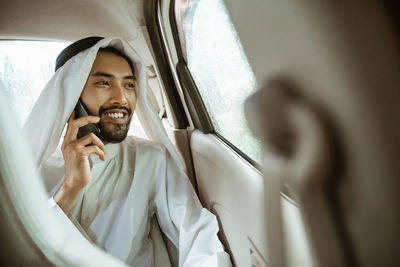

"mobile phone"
[74,100,101,139]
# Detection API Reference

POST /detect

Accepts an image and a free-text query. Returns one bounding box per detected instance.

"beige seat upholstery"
[243,1,400,265]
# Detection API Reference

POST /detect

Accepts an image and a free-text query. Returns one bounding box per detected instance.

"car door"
[145,1,400,267]
[144,0,269,266]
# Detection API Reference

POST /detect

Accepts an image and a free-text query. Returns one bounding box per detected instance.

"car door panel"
[190,130,267,266]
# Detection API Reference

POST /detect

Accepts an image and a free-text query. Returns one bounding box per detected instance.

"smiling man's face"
[80,50,137,143]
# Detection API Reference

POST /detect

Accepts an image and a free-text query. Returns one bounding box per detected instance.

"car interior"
[1,0,399,266]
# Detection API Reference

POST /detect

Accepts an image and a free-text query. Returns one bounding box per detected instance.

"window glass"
[0,40,70,126]
[180,0,261,163]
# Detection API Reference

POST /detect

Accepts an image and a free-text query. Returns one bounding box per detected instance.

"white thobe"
[47,136,231,266]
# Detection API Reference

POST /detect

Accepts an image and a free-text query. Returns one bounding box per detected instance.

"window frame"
[170,0,214,134]
[144,0,189,130]
[168,0,261,168]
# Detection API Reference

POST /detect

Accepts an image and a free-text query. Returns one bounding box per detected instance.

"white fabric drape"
[1,80,128,267]
[47,137,231,266]
[22,37,232,266]
[23,37,182,171]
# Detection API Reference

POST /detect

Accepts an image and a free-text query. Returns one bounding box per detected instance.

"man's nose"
[110,83,128,105]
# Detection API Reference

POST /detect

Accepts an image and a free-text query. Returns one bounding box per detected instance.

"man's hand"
[54,112,106,214]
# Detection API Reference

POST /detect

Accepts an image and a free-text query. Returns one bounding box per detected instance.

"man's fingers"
[90,134,106,155]
[68,111,75,123]
[83,145,106,161]
[77,133,106,155]
[62,133,106,161]
[64,111,76,141]
[72,116,101,128]
[62,111,76,150]
[64,116,100,142]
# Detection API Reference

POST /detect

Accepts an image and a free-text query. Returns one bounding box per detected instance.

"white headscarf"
[23,37,183,171]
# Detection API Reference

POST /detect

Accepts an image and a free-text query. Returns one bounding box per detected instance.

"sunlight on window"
[0,41,70,126]
[184,0,261,163]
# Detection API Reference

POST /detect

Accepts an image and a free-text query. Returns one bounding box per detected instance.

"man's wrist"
[53,181,83,214]
[62,177,85,192]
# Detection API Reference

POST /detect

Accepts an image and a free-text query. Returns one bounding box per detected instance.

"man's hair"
[55,36,136,78]
[99,46,135,78]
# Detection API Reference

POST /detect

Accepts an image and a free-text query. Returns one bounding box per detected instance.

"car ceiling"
[0,0,145,42]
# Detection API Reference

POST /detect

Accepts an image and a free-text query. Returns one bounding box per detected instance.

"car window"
[176,0,261,163]
[0,40,70,126]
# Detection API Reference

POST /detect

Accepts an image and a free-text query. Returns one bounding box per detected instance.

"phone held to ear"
[74,100,101,139]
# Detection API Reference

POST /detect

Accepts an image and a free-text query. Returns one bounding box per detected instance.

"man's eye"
[97,81,109,86]
[125,83,135,90]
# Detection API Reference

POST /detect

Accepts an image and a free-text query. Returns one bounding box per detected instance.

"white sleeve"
[154,150,232,267]
[47,197,94,243]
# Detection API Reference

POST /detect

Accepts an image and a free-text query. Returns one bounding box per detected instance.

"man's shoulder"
[123,136,166,154]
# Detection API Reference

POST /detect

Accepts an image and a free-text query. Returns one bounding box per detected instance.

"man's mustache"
[98,105,132,116]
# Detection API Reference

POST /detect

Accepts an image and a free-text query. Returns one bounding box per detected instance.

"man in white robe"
[24,37,231,266]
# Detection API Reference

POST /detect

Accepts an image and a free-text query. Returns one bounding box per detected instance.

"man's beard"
[97,105,132,143]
